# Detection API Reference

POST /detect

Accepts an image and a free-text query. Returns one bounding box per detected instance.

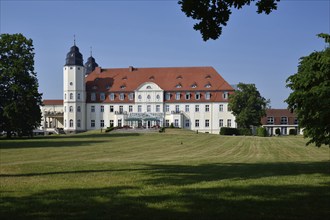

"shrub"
[220,127,239,135]
[159,127,166,133]
[257,127,268,137]
[238,128,252,136]
[170,123,174,128]
[275,128,281,135]
[289,129,297,135]
[105,126,114,133]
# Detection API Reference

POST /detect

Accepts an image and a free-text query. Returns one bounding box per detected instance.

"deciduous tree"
[229,83,269,129]
[0,33,42,138]
[178,0,280,41]
[286,34,330,147]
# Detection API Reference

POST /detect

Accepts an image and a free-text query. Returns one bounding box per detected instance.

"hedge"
[257,127,268,137]
[220,127,239,135]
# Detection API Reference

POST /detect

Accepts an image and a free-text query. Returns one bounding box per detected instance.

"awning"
[125,118,142,121]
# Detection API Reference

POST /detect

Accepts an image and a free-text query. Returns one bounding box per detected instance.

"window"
[119,106,123,113]
[64,93,66,100]
[185,92,191,100]
[119,93,125,100]
[109,120,114,127]
[195,105,199,112]
[175,105,180,113]
[91,120,95,127]
[294,118,298,125]
[205,83,211,88]
[281,117,288,124]
[118,119,122,127]
[100,93,105,101]
[91,106,95,112]
[69,119,73,127]
[147,95,151,100]
[185,105,189,112]
[223,92,228,100]
[219,104,224,112]
[91,93,96,101]
[64,120,66,127]
[64,106,66,112]
[219,119,223,127]
[77,106,81,112]
[176,92,180,100]
[109,93,115,101]
[185,119,190,127]
[195,92,201,100]
[100,120,104,128]
[227,119,232,127]
[205,119,210,127]
[77,93,80,100]
[147,105,151,112]
[120,85,126,89]
[165,93,171,100]
[129,105,133,112]
[165,105,169,112]
[77,119,81,128]
[165,120,170,127]
[267,117,274,125]
[227,105,231,112]
[100,105,104,112]
[69,106,73,112]
[156,94,160,100]
[70,93,73,100]
[146,85,152,89]
[129,93,134,100]
[138,95,142,100]
[205,92,211,100]
[174,119,179,127]
[110,105,114,112]
[156,105,160,112]
[205,105,210,112]
[191,83,197,88]
[176,83,182,88]
[138,105,142,113]
[195,119,200,127]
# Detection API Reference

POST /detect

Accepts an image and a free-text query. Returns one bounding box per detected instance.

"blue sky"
[1,0,329,108]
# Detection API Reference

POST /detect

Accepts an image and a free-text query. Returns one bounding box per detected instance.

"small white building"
[41,43,236,134]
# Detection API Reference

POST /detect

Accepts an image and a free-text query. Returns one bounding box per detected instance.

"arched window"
[70,93,73,100]
[69,119,73,127]
[77,106,81,112]
[69,106,73,112]
[64,93,67,100]
[77,93,80,100]
[77,120,81,128]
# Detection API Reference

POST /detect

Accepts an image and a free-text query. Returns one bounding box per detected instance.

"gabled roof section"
[85,66,233,92]
[43,100,63,105]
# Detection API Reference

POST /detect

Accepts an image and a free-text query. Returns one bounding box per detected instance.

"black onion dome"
[84,56,99,75]
[65,45,83,66]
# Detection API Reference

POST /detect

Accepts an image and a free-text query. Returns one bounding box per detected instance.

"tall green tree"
[229,83,269,128]
[286,34,330,147]
[0,33,42,138]
[178,0,280,41]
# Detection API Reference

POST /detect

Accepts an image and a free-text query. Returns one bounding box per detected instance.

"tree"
[0,33,42,138]
[228,83,269,129]
[178,0,280,41]
[285,34,330,147]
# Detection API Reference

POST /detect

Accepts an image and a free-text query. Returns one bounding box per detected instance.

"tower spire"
[90,46,92,57]
[73,34,76,46]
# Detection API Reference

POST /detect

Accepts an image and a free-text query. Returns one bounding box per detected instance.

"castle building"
[41,43,236,134]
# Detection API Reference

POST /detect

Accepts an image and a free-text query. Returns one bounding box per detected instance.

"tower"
[84,47,99,75]
[63,41,86,133]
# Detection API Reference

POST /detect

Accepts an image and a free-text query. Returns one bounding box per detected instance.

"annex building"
[41,43,236,134]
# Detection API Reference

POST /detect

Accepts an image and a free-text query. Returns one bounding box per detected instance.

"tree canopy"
[286,34,330,147]
[0,33,42,138]
[178,0,280,41]
[228,83,269,129]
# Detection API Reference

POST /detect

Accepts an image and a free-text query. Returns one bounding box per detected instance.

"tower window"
[69,106,73,112]
[69,119,73,128]
[77,93,80,100]
[70,82,73,86]
[77,106,81,112]
[70,93,73,100]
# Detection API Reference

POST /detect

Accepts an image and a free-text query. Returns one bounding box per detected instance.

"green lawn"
[0,129,329,219]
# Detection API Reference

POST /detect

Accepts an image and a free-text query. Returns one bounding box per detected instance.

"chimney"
[129,66,134,72]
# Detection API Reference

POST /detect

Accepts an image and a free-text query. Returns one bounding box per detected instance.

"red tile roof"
[85,66,234,103]
[43,99,63,105]
[261,109,297,125]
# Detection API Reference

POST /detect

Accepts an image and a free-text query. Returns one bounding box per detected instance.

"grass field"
[0,129,329,219]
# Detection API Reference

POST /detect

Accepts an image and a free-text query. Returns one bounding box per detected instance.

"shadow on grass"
[0,133,140,149]
[1,162,329,219]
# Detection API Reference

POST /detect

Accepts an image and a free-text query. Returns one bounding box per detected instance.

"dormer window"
[205,75,211,79]
[100,93,105,101]
[165,93,171,100]
[119,93,125,100]
[176,92,181,100]
[109,93,115,101]
[91,93,96,101]
[205,92,211,100]
[185,92,191,100]
[176,75,182,79]
[176,83,182,88]
[120,85,126,89]
[149,76,155,80]
[195,92,201,100]
[122,76,127,80]
[129,93,134,100]
[106,85,111,90]
[223,92,229,100]
[205,83,211,88]
[191,83,197,88]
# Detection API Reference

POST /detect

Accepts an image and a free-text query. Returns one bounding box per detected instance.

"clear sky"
[1,0,329,108]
